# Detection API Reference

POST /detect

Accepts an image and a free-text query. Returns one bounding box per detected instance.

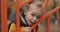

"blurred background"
[0,0,60,32]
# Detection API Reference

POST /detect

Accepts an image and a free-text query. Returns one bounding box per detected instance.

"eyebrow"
[32,12,41,16]
[32,12,37,14]
[37,4,42,8]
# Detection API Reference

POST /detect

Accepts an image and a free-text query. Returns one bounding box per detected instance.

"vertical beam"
[1,0,8,32]
[58,9,60,31]
[46,17,50,32]
[0,0,1,32]
[42,0,48,15]
[33,27,36,32]
[16,0,20,32]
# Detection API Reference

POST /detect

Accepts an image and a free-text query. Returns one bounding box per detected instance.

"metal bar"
[16,0,20,32]
[1,0,8,32]
[20,0,33,7]
[42,0,48,15]
[31,6,60,30]
[46,17,50,32]
[58,9,60,32]
[33,27,36,32]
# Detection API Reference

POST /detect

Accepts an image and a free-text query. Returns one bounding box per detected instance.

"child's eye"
[31,14,35,16]
[37,16,40,19]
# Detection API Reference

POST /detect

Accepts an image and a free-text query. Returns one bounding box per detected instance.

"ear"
[24,9,27,15]
[24,5,30,11]
[24,5,30,15]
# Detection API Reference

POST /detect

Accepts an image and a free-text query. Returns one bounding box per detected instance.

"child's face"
[24,4,42,26]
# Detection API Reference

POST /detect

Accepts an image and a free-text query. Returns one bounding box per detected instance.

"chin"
[29,24,33,27]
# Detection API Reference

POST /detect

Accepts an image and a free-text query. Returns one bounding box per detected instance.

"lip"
[30,20,35,25]
[29,22,36,26]
[28,22,32,26]
[30,22,34,24]
[28,20,36,26]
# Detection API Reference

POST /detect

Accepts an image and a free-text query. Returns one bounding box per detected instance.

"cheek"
[25,14,30,21]
[26,14,32,21]
[27,15,31,20]
[36,19,39,21]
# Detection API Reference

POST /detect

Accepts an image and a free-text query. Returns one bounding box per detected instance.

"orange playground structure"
[1,0,60,32]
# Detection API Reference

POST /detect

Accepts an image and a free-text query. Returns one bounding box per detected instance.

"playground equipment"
[1,0,60,32]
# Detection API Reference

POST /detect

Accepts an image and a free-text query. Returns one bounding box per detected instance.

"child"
[9,0,43,32]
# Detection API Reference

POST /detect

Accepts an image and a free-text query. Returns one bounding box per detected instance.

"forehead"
[33,0,43,5]
[26,1,43,14]
[28,4,42,15]
[29,4,42,12]
[28,10,42,16]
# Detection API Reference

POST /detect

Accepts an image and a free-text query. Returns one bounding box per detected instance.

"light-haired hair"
[20,0,43,12]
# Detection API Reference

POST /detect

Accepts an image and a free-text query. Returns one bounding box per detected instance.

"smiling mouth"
[30,20,34,24]
[31,22,34,24]
[28,20,36,26]
[29,22,35,26]
[30,20,35,25]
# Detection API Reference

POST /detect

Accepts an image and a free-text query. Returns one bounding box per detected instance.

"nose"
[33,17,37,22]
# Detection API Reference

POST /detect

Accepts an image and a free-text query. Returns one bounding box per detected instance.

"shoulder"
[9,23,16,32]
